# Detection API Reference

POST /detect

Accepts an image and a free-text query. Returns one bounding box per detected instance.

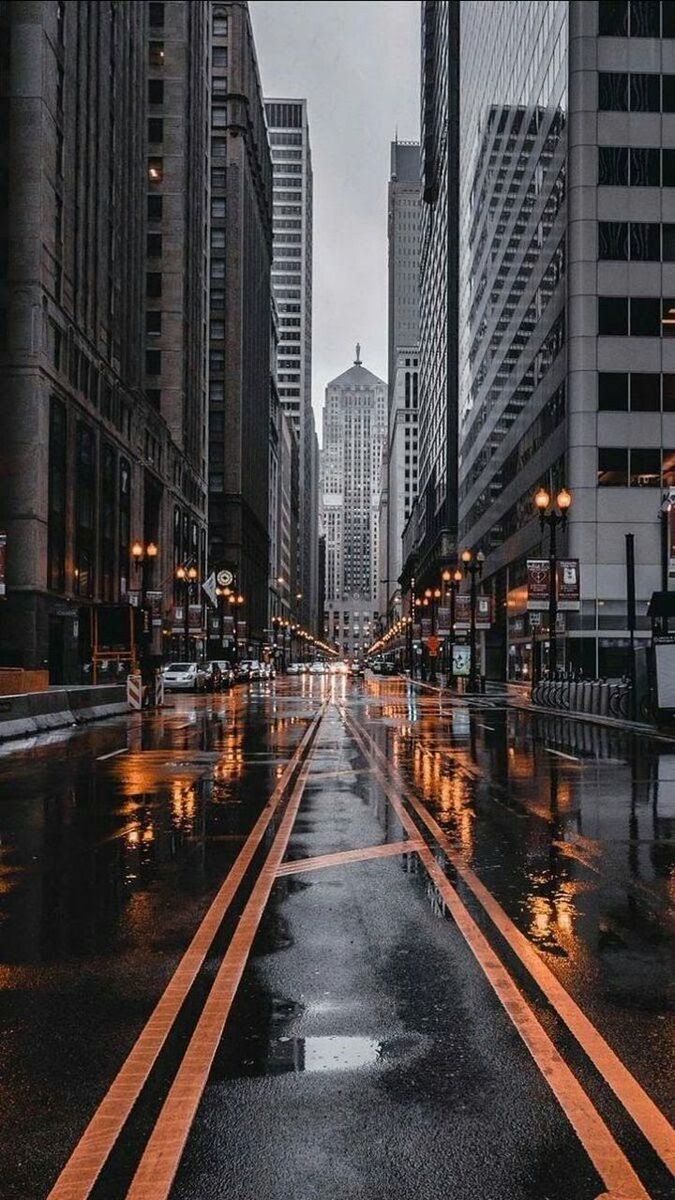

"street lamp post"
[461,549,485,692]
[442,567,463,689]
[534,486,572,678]
[229,592,245,661]
[131,540,158,682]
[176,563,198,660]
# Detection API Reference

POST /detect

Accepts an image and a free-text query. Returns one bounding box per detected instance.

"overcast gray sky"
[250,1,420,441]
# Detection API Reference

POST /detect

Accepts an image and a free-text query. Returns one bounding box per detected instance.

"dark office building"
[0,1,208,680]
[207,1,274,642]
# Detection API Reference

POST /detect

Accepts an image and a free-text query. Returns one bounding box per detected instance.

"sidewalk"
[405,676,675,740]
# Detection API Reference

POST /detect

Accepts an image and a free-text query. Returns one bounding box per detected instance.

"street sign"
[425,634,441,656]
[527,560,550,611]
[216,568,234,589]
[202,571,218,607]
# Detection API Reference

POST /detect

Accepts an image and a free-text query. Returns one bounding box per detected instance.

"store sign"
[527,560,550,610]
[0,532,6,597]
[452,644,471,677]
[556,559,580,611]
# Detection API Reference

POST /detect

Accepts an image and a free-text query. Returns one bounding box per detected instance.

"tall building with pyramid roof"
[321,347,387,656]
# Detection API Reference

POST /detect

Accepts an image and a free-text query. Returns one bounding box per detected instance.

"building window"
[598,373,628,411]
[148,79,164,105]
[146,311,162,337]
[146,272,162,298]
[100,442,117,602]
[630,372,661,410]
[598,221,628,258]
[145,349,161,375]
[149,41,164,67]
[599,72,629,110]
[211,229,225,249]
[598,296,628,334]
[212,106,228,128]
[146,388,160,410]
[119,459,130,597]
[598,146,628,184]
[210,320,224,340]
[212,138,227,159]
[664,149,675,185]
[149,2,164,28]
[75,423,96,596]
[211,197,226,217]
[631,297,661,333]
[630,448,661,485]
[213,47,228,68]
[147,194,163,222]
[148,117,163,143]
[630,1,661,36]
[147,232,162,257]
[631,146,660,185]
[598,447,628,486]
[598,1,628,35]
[47,398,67,592]
[664,374,675,410]
[148,157,163,183]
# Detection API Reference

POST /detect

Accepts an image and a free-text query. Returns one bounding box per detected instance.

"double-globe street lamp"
[176,563,199,660]
[228,592,246,660]
[533,486,572,677]
[423,586,442,682]
[441,566,463,687]
[131,540,158,679]
[461,548,485,692]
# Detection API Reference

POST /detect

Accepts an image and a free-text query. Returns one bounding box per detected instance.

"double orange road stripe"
[48,704,326,1200]
[341,706,675,1199]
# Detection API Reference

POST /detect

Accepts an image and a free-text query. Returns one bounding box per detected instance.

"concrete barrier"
[0,685,127,742]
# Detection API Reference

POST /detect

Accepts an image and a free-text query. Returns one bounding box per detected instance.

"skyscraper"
[0,0,208,680]
[383,141,421,620]
[264,98,319,632]
[207,1,273,644]
[401,2,460,608]
[453,0,675,681]
[322,348,387,657]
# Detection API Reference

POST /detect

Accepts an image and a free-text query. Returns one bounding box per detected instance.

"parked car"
[286,662,301,676]
[349,662,365,678]
[213,661,235,689]
[163,662,207,692]
[240,659,262,680]
[309,661,326,675]
[380,661,397,676]
[234,662,251,683]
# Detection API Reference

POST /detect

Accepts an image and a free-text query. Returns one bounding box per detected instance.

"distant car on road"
[309,661,326,675]
[212,661,235,689]
[286,663,301,675]
[163,662,207,692]
[349,662,365,678]
[202,661,223,692]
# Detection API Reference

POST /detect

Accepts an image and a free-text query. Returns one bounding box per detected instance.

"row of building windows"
[598,295,675,335]
[598,1,675,38]
[599,145,675,186]
[599,371,675,409]
[599,220,675,260]
[599,71,675,112]
[598,445,675,485]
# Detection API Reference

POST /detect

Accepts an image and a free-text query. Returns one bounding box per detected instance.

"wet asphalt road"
[0,675,672,1200]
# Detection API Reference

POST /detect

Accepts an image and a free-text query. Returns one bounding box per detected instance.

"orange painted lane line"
[276,838,422,877]
[343,708,675,1180]
[125,713,323,1200]
[343,714,650,1200]
[47,706,324,1200]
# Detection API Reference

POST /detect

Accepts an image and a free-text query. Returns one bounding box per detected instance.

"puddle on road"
[266,1035,383,1074]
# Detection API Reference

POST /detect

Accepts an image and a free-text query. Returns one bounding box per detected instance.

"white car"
[163,662,207,692]
[286,663,301,675]
[240,659,262,680]
[309,661,326,675]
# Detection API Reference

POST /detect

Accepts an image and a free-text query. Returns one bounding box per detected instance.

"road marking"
[341,712,650,1200]
[126,718,321,1200]
[96,747,128,761]
[341,707,675,1181]
[46,705,325,1200]
[276,839,422,877]
[546,747,581,762]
